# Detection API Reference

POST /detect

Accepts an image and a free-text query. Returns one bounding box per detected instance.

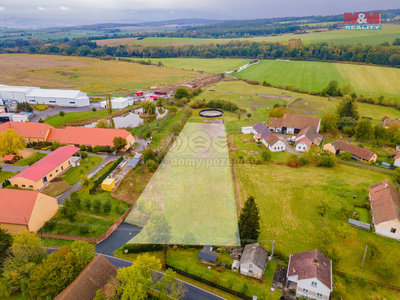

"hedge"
[122,244,163,253]
[89,156,123,194]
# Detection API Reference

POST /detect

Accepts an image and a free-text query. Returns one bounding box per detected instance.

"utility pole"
[361,244,368,268]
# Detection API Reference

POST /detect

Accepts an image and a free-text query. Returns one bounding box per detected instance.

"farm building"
[294,125,323,152]
[268,113,321,134]
[100,97,133,109]
[0,189,58,233]
[287,249,332,300]
[0,122,135,151]
[369,180,400,240]
[242,122,286,152]
[239,243,268,279]
[10,145,80,190]
[323,140,377,163]
[0,84,90,107]
[55,255,117,300]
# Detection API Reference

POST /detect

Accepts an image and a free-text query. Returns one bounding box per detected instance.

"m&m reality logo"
[344,12,382,30]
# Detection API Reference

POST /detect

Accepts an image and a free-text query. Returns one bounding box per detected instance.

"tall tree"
[113,137,128,151]
[174,88,190,100]
[321,113,338,132]
[355,119,373,140]
[337,98,359,119]
[239,196,261,245]
[0,228,12,268]
[155,269,186,300]
[0,129,25,155]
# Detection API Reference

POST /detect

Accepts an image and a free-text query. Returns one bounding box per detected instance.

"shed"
[3,154,19,164]
[348,218,371,231]
[101,178,115,191]
[232,260,240,272]
[199,249,218,265]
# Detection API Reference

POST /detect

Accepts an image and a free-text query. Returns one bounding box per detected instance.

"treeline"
[1,37,400,67]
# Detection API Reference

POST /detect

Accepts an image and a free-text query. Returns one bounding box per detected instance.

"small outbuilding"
[3,154,19,164]
[101,178,116,191]
[199,246,218,265]
[239,243,268,279]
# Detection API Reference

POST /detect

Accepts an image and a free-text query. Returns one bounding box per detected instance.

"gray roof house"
[199,247,218,265]
[239,243,268,279]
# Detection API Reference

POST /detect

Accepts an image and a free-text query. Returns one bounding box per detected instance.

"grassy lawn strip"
[61,155,103,185]
[0,171,14,182]
[41,179,71,197]
[14,152,46,166]
[167,248,281,299]
[39,190,130,238]
[235,162,400,286]
[44,110,109,127]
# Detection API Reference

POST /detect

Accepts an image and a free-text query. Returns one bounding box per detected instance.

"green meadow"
[234,59,400,98]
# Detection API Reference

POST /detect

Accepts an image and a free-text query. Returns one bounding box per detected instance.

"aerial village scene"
[0,2,400,300]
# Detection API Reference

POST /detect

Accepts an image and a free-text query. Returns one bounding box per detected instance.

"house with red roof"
[0,122,135,151]
[241,122,286,152]
[268,113,321,134]
[369,180,400,240]
[9,145,80,190]
[0,189,58,233]
[287,249,332,300]
[294,125,323,152]
[323,140,377,163]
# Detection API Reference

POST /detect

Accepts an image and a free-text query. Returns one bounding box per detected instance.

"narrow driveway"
[96,222,142,256]
[1,165,27,173]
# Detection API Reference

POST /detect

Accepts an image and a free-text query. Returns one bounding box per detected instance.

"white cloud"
[0,6,6,12]
[37,6,47,11]
[59,6,69,11]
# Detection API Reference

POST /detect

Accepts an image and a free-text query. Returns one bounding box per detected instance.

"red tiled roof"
[295,136,312,147]
[0,122,53,139]
[268,114,320,131]
[47,127,131,147]
[395,152,400,160]
[0,189,39,225]
[296,125,323,146]
[288,249,332,290]
[11,145,79,182]
[3,154,17,161]
[264,134,280,146]
[369,180,400,224]
[331,140,376,161]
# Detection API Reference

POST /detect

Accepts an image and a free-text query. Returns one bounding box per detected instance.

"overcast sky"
[0,0,398,28]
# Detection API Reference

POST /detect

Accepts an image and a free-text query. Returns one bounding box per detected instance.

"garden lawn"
[235,162,400,286]
[167,248,282,300]
[234,59,400,98]
[147,58,252,73]
[126,122,239,245]
[14,152,46,166]
[39,190,130,238]
[41,178,71,197]
[0,171,13,182]
[61,155,103,185]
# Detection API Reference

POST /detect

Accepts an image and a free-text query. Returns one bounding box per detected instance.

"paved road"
[96,222,142,255]
[31,103,104,122]
[102,254,225,300]
[1,164,27,173]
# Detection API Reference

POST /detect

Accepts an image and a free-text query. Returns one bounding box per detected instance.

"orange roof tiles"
[369,180,400,224]
[0,189,39,225]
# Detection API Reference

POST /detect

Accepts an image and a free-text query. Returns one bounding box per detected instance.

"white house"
[239,243,268,279]
[394,152,400,167]
[287,249,332,300]
[263,134,286,152]
[242,122,286,152]
[294,125,323,152]
[268,113,321,134]
[100,97,133,110]
[0,84,90,107]
[369,180,400,240]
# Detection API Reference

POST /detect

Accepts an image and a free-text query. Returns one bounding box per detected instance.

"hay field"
[234,59,400,98]
[126,122,239,245]
[0,54,197,94]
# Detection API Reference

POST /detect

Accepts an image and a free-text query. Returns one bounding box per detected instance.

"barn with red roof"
[0,189,58,233]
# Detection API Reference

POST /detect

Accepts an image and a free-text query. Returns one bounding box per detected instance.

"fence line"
[165,264,252,300]
[334,270,400,292]
[338,160,394,174]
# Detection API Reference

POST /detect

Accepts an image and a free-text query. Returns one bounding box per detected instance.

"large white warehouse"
[0,85,90,107]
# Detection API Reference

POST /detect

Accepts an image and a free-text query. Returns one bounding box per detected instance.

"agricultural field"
[235,162,400,289]
[193,80,400,132]
[126,122,239,245]
[0,54,197,94]
[234,59,400,98]
[147,58,252,73]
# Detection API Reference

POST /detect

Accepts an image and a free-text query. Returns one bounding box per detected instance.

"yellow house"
[101,178,116,191]
[10,145,80,190]
[0,189,58,233]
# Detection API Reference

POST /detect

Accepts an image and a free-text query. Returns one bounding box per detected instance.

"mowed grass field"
[193,80,400,132]
[126,122,239,245]
[235,163,400,289]
[0,54,197,94]
[234,59,400,98]
[147,58,252,73]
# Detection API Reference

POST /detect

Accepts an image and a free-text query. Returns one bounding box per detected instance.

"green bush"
[122,244,163,253]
